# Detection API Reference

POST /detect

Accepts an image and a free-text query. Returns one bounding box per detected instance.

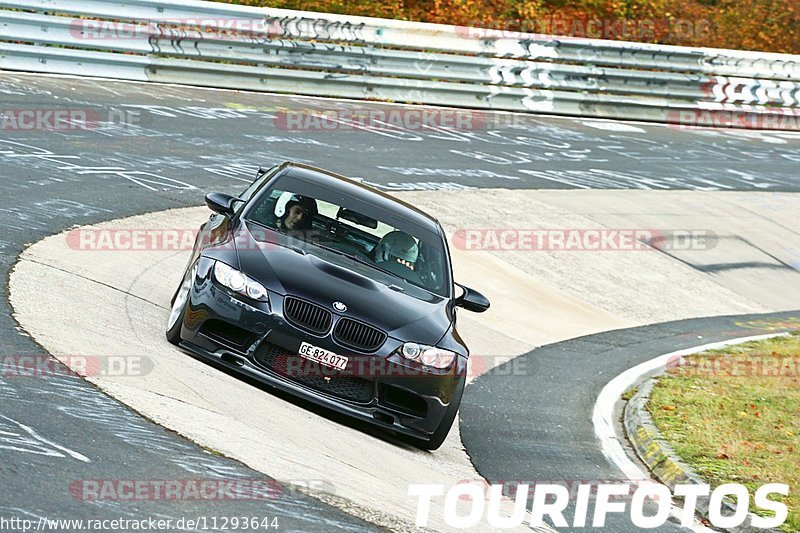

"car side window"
[248,190,284,227]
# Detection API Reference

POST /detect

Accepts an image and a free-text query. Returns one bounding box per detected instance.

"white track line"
[592,332,786,531]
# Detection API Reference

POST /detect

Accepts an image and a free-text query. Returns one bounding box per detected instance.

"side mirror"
[205,192,240,217]
[454,283,490,313]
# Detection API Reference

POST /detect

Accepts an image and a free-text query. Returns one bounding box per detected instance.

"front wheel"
[165,266,195,345]
[414,376,465,451]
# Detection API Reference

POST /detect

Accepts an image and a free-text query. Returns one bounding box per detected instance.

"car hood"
[234,222,451,345]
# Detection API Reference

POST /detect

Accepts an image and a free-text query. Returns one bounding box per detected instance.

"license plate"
[298,342,348,371]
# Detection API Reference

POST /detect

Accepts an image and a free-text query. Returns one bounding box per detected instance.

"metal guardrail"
[0,0,799,129]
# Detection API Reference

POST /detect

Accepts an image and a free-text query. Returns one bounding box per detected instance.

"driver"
[276,196,317,231]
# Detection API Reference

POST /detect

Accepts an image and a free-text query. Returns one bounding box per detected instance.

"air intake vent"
[333,318,387,352]
[254,342,375,404]
[283,297,332,334]
[199,320,256,351]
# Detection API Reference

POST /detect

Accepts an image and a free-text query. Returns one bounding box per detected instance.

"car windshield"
[244,174,450,297]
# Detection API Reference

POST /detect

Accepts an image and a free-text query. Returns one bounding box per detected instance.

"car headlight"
[397,342,456,369]
[213,261,269,302]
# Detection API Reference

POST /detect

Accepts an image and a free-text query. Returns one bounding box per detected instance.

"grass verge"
[648,333,800,532]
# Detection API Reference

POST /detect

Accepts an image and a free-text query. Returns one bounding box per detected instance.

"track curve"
[460,311,800,531]
[3,71,800,530]
[10,206,540,531]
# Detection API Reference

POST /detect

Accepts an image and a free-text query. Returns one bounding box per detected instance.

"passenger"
[374,231,419,271]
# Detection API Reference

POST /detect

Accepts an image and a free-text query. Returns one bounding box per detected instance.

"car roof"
[278,162,443,235]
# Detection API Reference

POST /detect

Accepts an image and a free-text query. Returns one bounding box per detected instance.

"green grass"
[621,386,638,401]
[648,333,800,532]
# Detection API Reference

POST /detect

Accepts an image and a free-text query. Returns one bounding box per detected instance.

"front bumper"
[176,260,466,441]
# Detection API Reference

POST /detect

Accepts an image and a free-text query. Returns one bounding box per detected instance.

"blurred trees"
[221,0,799,53]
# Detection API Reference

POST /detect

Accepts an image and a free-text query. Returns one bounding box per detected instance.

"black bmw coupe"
[166,162,489,450]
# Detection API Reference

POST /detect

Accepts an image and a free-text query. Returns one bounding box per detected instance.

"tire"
[165,266,194,345]
[414,375,466,451]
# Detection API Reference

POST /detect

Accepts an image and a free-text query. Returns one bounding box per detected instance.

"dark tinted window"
[245,175,449,296]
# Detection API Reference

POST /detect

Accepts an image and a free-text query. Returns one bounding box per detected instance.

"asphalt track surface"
[1,71,799,529]
[461,310,800,532]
